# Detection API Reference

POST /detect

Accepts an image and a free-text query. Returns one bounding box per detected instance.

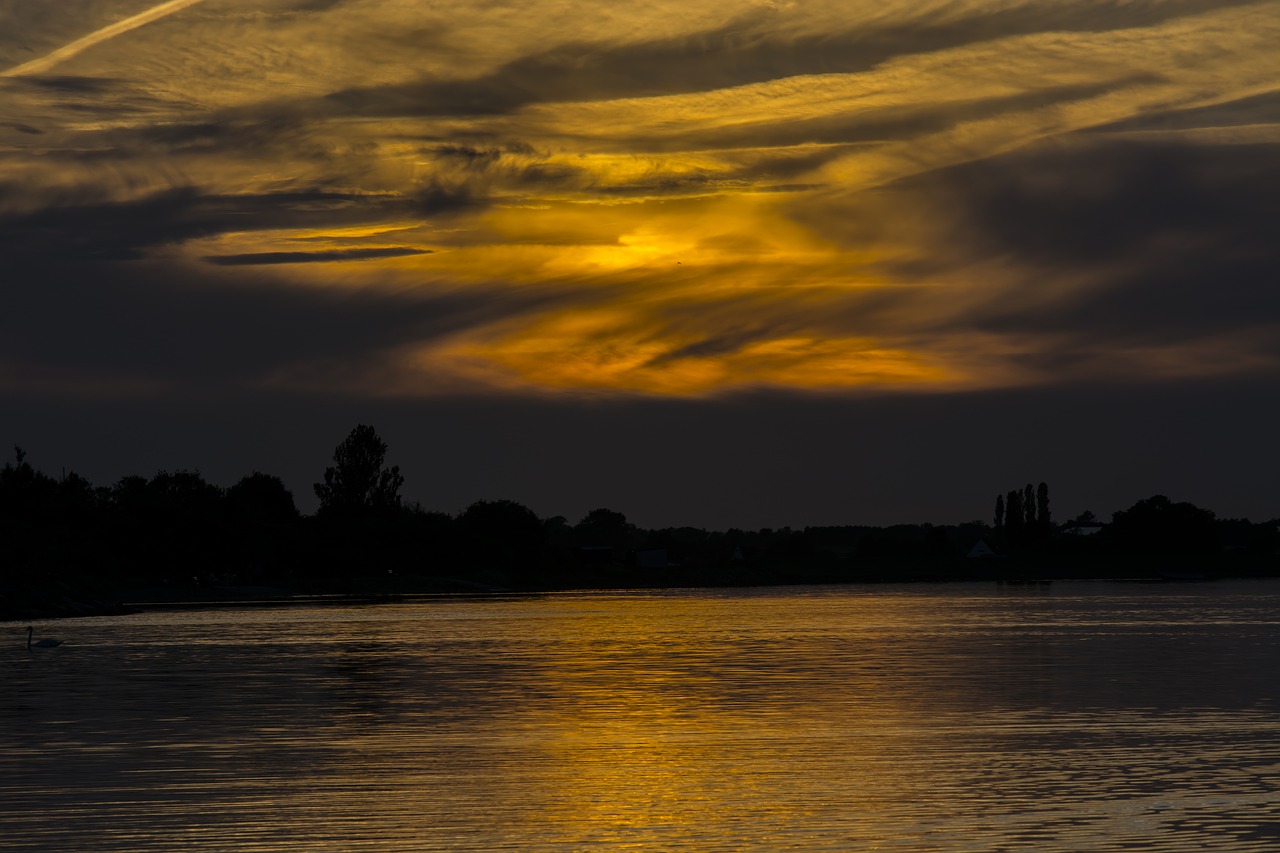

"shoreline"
[7,563,1279,622]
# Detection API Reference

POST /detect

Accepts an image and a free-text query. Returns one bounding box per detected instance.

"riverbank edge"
[5,552,1279,622]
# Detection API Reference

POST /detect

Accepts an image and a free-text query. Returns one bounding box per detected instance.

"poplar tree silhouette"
[1036,482,1051,533]
[1006,489,1023,536]
[996,481,1052,547]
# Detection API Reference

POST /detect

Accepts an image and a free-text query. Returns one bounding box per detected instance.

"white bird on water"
[26,627,62,650]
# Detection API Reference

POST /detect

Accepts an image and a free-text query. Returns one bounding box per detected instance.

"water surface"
[4,581,1280,850]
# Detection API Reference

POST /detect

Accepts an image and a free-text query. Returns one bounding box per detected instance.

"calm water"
[4,582,1280,851]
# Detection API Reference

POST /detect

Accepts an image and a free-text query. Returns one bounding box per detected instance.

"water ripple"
[3,581,1280,850]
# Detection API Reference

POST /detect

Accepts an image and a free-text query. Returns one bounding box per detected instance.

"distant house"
[967,539,997,558]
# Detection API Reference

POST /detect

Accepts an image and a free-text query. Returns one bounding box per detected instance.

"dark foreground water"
[4,581,1280,851]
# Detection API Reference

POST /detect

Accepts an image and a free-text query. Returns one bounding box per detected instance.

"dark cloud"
[7,101,327,165]
[6,75,122,94]
[430,144,504,164]
[0,252,561,389]
[925,138,1279,266]
[0,187,217,260]
[409,181,477,215]
[133,115,315,155]
[1086,90,1280,134]
[0,191,529,392]
[283,0,351,10]
[0,74,168,124]
[205,247,432,266]
[322,0,1249,119]
[0,187,457,260]
[771,128,1280,390]
[921,137,1280,341]
[729,146,862,182]
[645,325,784,366]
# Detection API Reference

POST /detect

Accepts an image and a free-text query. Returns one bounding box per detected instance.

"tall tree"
[1023,483,1036,528]
[1036,482,1051,532]
[994,493,1005,529]
[314,425,404,517]
[1006,489,1023,533]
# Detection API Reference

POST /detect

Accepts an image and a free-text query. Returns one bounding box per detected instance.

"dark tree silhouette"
[0,447,66,566]
[97,470,227,581]
[314,425,404,518]
[223,472,301,582]
[457,499,543,549]
[1023,483,1036,528]
[148,470,222,512]
[1,446,54,519]
[542,515,574,548]
[227,472,299,525]
[456,499,546,576]
[1006,489,1023,533]
[994,493,1005,528]
[1036,482,1051,532]
[1106,495,1219,555]
[575,507,635,548]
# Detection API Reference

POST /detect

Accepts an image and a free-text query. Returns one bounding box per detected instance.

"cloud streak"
[1,0,209,77]
[205,247,432,266]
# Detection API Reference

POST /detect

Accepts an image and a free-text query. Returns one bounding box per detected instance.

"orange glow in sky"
[2,0,1277,398]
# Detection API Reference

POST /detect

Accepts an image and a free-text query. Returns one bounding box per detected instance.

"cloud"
[205,247,432,265]
[777,132,1280,389]
[0,0,1276,400]
[1088,90,1280,135]
[321,0,1261,119]
[0,188,418,257]
[3,74,122,93]
[2,0,210,77]
[0,249,566,394]
[870,142,1233,271]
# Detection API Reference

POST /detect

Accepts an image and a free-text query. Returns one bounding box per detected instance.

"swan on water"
[26,626,63,650]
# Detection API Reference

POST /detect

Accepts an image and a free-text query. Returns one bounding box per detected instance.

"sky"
[1,0,1277,528]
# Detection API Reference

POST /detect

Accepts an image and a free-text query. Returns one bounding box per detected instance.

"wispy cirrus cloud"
[1,0,210,78]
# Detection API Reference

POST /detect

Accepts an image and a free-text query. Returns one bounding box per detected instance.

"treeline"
[2,430,1278,618]
[988,480,1278,559]
[993,482,1053,544]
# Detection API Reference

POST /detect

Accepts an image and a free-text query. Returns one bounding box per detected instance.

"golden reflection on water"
[3,584,1280,851]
